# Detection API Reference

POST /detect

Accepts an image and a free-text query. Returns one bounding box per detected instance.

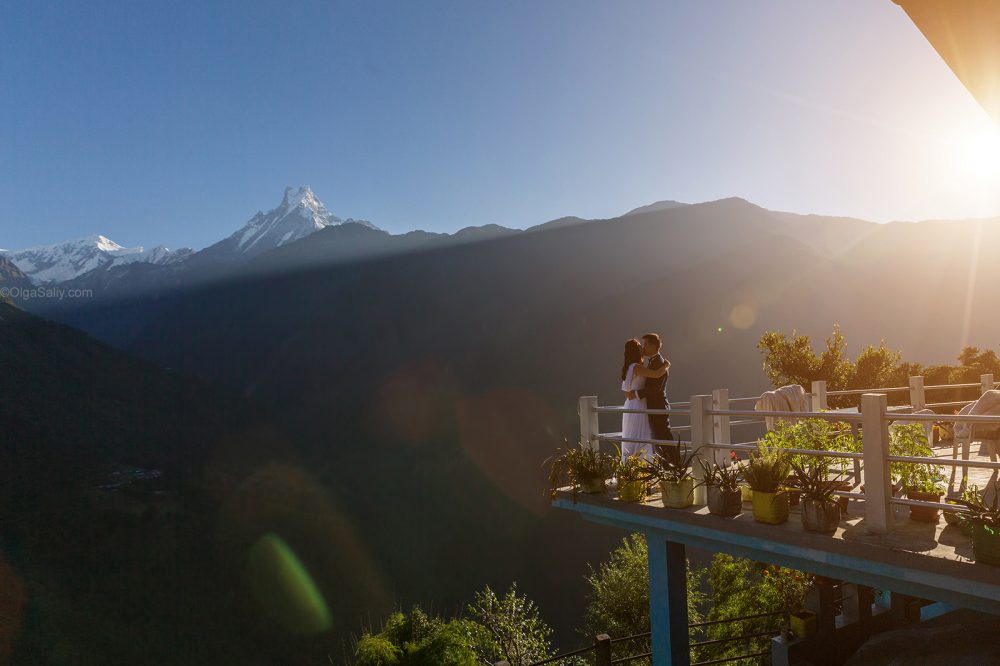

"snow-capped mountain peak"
[204,186,377,260]
[1,236,191,284]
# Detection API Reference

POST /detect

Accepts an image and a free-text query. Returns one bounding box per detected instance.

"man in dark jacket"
[636,333,674,463]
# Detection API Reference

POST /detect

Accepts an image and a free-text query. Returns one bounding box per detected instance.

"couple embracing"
[620,333,674,464]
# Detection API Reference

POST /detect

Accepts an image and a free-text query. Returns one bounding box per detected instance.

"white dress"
[621,362,654,462]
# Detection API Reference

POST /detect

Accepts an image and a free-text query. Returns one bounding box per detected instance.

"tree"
[464,584,554,666]
[355,607,479,666]
[582,534,703,661]
[700,555,810,664]
[757,327,851,393]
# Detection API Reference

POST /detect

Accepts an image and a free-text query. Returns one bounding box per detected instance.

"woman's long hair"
[621,338,643,381]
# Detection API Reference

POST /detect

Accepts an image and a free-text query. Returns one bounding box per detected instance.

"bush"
[465,584,553,666]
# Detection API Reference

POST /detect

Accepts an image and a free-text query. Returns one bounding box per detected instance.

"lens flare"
[247,532,333,634]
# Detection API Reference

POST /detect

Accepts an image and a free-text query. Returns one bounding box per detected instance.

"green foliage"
[616,452,658,486]
[885,423,944,493]
[790,461,844,506]
[759,327,1000,407]
[701,555,810,664]
[465,584,553,666]
[760,418,859,476]
[581,537,808,666]
[743,444,791,493]
[655,446,701,483]
[757,327,852,399]
[582,534,703,661]
[356,608,479,666]
[956,484,1000,529]
[546,442,618,497]
[699,459,744,492]
[355,635,403,665]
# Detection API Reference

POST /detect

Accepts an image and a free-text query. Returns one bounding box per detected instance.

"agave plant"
[956,484,1000,529]
[699,459,744,492]
[546,441,618,498]
[790,462,843,507]
[655,447,701,484]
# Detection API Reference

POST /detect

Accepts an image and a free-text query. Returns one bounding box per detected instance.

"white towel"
[755,384,808,430]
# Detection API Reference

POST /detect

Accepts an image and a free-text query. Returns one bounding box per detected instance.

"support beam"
[983,373,995,396]
[861,393,893,534]
[909,376,926,411]
[689,395,713,504]
[712,389,731,466]
[579,395,599,451]
[647,535,690,666]
[812,380,828,411]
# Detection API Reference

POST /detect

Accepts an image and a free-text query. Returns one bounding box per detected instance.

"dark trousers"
[647,397,675,464]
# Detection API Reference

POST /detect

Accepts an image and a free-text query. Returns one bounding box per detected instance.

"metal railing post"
[982,373,995,396]
[690,395,713,504]
[594,634,612,666]
[861,392,893,534]
[812,380,828,410]
[909,376,926,411]
[579,395,599,451]
[712,388,731,465]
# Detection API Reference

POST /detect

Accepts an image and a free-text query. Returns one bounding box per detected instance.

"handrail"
[704,442,863,460]
[887,454,1000,470]
[595,406,691,415]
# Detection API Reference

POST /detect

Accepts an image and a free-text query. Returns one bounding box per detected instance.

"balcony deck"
[553,484,1000,615]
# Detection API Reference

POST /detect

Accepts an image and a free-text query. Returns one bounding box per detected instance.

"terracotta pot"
[707,485,742,517]
[906,489,943,523]
[619,480,648,503]
[661,479,695,509]
[578,475,606,494]
[835,481,853,514]
[801,498,840,533]
[751,490,790,525]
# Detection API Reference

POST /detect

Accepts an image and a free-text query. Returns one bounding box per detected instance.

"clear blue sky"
[2,0,998,251]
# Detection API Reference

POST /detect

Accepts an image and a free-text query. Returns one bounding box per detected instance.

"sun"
[959,126,1000,182]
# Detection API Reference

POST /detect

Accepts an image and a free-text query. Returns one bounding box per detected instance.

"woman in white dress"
[621,338,670,463]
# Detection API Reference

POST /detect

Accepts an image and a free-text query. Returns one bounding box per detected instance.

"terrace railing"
[578,374,1000,534]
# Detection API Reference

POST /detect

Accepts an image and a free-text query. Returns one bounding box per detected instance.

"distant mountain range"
[1,185,535,298]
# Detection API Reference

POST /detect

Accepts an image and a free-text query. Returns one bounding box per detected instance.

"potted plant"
[898,462,945,523]
[617,453,657,503]
[889,423,945,522]
[955,484,1000,565]
[745,444,791,525]
[546,442,618,499]
[789,609,817,639]
[656,448,700,509]
[791,462,842,533]
[700,459,743,517]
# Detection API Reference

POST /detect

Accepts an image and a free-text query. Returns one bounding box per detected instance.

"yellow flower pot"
[740,485,753,504]
[751,490,789,525]
[661,479,695,509]
[619,480,648,503]
[789,610,817,639]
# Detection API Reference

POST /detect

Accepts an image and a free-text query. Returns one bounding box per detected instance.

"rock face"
[845,611,1000,665]
[0,256,26,282]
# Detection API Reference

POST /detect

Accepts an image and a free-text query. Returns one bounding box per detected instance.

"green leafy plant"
[744,444,791,493]
[956,484,1000,529]
[887,423,944,494]
[464,584,554,666]
[790,461,843,507]
[617,452,658,486]
[760,418,859,476]
[545,441,618,498]
[699,459,743,492]
[655,447,701,484]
